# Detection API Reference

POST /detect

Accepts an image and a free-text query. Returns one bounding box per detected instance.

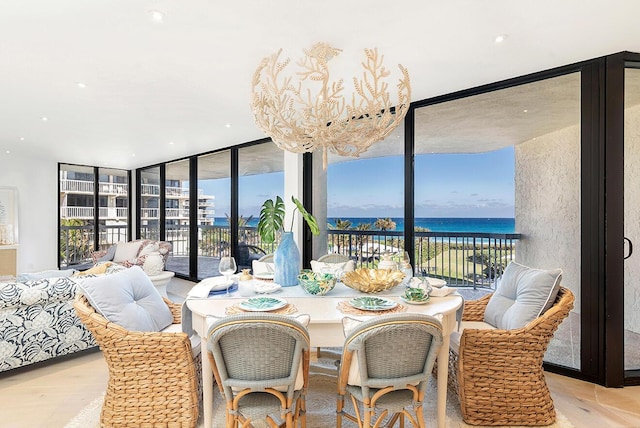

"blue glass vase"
[274,232,300,286]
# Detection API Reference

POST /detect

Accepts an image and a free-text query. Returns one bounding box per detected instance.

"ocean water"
[329,217,515,234]
[224,217,515,234]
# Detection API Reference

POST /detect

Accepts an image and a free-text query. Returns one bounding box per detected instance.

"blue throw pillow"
[78,266,173,332]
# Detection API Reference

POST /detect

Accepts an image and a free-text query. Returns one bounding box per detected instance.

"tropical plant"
[257,196,320,244]
[332,218,353,230]
[374,217,396,231]
[328,218,353,254]
[354,222,373,264]
[59,218,92,265]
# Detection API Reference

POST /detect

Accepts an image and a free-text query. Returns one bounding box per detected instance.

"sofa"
[91,239,172,275]
[0,273,101,372]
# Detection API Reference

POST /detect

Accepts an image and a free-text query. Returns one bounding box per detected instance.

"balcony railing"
[61,222,519,288]
[59,224,129,266]
[61,179,128,195]
[148,226,519,288]
[60,179,94,193]
[60,207,128,220]
[327,230,520,288]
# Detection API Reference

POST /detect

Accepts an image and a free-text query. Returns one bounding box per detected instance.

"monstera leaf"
[291,196,320,236]
[257,195,320,243]
[258,196,285,243]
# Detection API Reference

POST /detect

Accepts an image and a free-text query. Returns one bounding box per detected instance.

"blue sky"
[200,146,515,219]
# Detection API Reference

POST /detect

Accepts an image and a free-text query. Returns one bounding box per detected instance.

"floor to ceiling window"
[624,64,640,378]
[322,126,405,265]
[59,163,130,267]
[237,142,284,267]
[139,166,161,241]
[411,72,581,370]
[197,150,230,279]
[164,159,191,277]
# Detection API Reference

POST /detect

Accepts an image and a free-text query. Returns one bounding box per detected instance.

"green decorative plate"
[349,296,397,311]
[239,296,287,312]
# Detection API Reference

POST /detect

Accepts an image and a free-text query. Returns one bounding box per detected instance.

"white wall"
[0,153,59,272]
[515,124,581,312]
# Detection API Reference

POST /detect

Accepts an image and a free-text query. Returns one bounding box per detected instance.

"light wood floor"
[3,281,640,428]
[1,348,640,428]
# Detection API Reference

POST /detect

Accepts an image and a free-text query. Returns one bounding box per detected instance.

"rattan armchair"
[453,286,575,426]
[73,294,200,428]
[336,313,443,428]
[206,313,310,428]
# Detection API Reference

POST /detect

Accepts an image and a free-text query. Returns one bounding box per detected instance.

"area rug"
[65,350,574,428]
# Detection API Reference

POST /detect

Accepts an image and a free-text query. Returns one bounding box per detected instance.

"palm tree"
[355,222,373,264]
[328,218,352,254]
[374,217,396,231]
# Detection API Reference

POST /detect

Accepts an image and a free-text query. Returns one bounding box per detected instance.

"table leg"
[437,331,450,428]
[202,335,214,428]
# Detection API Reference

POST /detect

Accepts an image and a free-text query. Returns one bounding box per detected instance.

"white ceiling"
[2,1,640,170]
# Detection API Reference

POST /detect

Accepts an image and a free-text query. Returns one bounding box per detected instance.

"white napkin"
[252,260,275,274]
[253,281,282,294]
[430,286,456,297]
[188,276,231,298]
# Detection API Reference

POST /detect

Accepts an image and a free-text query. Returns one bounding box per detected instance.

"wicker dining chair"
[206,313,310,428]
[73,294,200,428]
[336,313,444,428]
[258,253,274,263]
[452,286,575,426]
[317,253,351,263]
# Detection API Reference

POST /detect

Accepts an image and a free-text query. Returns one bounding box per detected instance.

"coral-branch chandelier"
[250,43,411,168]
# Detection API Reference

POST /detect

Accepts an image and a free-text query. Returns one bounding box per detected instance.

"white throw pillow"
[78,266,173,332]
[113,241,143,263]
[484,262,562,330]
[138,241,160,257]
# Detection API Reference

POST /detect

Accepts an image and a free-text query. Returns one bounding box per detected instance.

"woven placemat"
[337,300,407,316]
[225,303,298,315]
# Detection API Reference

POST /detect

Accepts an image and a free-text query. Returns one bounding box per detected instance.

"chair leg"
[316,346,321,358]
[336,395,344,428]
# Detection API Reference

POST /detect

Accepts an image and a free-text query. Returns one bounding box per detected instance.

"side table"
[147,271,175,298]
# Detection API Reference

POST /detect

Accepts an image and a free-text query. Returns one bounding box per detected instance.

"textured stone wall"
[515,125,581,313]
[624,105,640,332]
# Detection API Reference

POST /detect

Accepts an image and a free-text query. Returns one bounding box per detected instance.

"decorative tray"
[238,296,287,312]
[349,296,397,311]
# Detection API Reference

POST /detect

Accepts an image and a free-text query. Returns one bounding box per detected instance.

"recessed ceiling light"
[148,10,165,23]
[76,82,87,89]
[169,141,174,145]
[495,34,508,44]
[523,109,528,113]
[5,150,10,154]
[41,116,48,121]
[132,153,136,157]
[19,137,24,141]
[225,123,232,128]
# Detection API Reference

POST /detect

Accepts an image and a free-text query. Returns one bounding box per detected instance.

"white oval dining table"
[187,282,463,428]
